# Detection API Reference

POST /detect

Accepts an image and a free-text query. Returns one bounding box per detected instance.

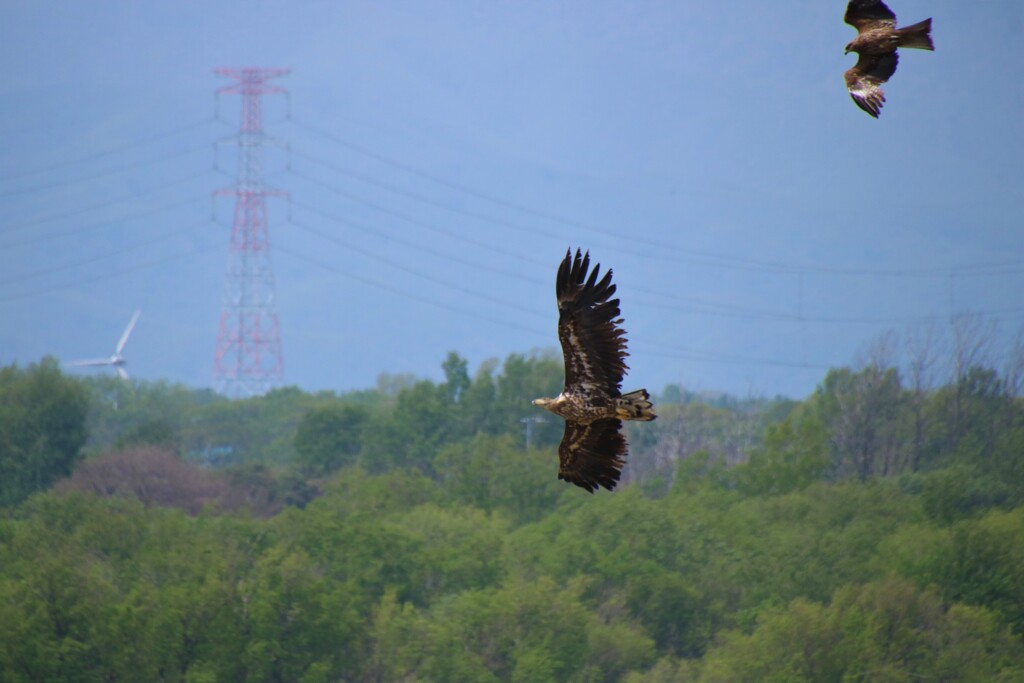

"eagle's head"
[532,397,553,409]
[844,42,854,55]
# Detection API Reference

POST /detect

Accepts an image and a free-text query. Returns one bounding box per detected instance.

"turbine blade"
[66,358,113,368]
[116,309,141,355]
[116,366,129,381]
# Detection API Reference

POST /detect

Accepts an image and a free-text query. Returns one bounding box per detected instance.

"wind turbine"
[66,310,141,381]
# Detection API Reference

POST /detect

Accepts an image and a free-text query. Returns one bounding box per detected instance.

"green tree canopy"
[294,402,369,476]
[0,358,89,507]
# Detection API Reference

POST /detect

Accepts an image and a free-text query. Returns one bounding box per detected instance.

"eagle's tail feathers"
[616,389,656,421]
[897,18,933,51]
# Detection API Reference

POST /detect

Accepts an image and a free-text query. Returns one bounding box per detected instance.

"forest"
[1,327,1023,682]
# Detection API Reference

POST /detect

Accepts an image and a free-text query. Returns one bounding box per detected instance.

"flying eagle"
[843,0,933,118]
[532,249,655,492]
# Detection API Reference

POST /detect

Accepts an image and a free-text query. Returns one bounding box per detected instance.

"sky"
[1,1,1022,400]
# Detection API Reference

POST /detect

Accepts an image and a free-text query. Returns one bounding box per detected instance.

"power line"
[291,190,1024,327]
[291,195,795,322]
[292,147,560,240]
[0,144,211,198]
[290,116,637,242]
[636,292,797,323]
[275,242,841,371]
[0,117,219,185]
[289,149,791,274]
[291,193,818,321]
[0,196,205,250]
[0,242,220,304]
[275,243,549,336]
[290,218,548,319]
[0,221,211,287]
[289,183,546,267]
[291,200,549,285]
[290,116,1024,279]
[634,339,832,370]
[0,168,220,236]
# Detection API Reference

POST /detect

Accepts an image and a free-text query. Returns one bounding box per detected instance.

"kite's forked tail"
[897,18,933,51]
[616,389,657,421]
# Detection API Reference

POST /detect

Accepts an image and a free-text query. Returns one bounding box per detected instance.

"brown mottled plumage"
[843,0,933,117]
[532,249,655,493]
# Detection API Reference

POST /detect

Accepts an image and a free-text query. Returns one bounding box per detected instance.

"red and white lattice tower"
[212,67,289,397]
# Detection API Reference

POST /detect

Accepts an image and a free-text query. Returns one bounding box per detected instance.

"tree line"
[0,328,1022,681]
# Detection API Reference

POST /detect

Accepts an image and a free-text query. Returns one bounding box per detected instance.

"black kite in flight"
[844,0,933,117]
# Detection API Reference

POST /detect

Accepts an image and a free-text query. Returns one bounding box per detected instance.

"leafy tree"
[627,396,794,488]
[396,503,508,601]
[4,346,1024,682]
[82,377,206,457]
[721,480,922,610]
[459,358,500,434]
[441,350,471,403]
[361,379,453,473]
[0,533,119,681]
[55,447,305,517]
[698,578,1024,682]
[294,402,368,476]
[309,466,438,518]
[623,657,699,683]
[918,462,1020,523]
[435,433,564,523]
[119,506,251,682]
[505,488,721,658]
[698,596,839,682]
[113,417,181,453]
[239,547,362,683]
[929,366,1019,465]
[810,365,906,480]
[494,351,564,447]
[733,413,829,495]
[585,612,658,682]
[0,358,89,507]
[178,385,340,467]
[362,589,432,682]
[417,577,592,682]
[990,425,1024,507]
[929,508,1024,635]
[284,471,433,605]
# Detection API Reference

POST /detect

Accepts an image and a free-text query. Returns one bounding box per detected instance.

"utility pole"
[520,415,547,450]
[212,67,289,398]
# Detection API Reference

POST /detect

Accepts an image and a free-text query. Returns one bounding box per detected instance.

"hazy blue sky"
[1,1,1021,399]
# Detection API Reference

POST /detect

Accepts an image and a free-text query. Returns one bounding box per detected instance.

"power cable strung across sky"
[287,116,1024,280]
[285,149,1024,328]
[2,91,1018,392]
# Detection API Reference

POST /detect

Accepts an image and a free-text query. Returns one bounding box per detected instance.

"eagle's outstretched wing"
[556,249,628,397]
[558,418,626,493]
[845,51,898,118]
[845,0,897,32]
